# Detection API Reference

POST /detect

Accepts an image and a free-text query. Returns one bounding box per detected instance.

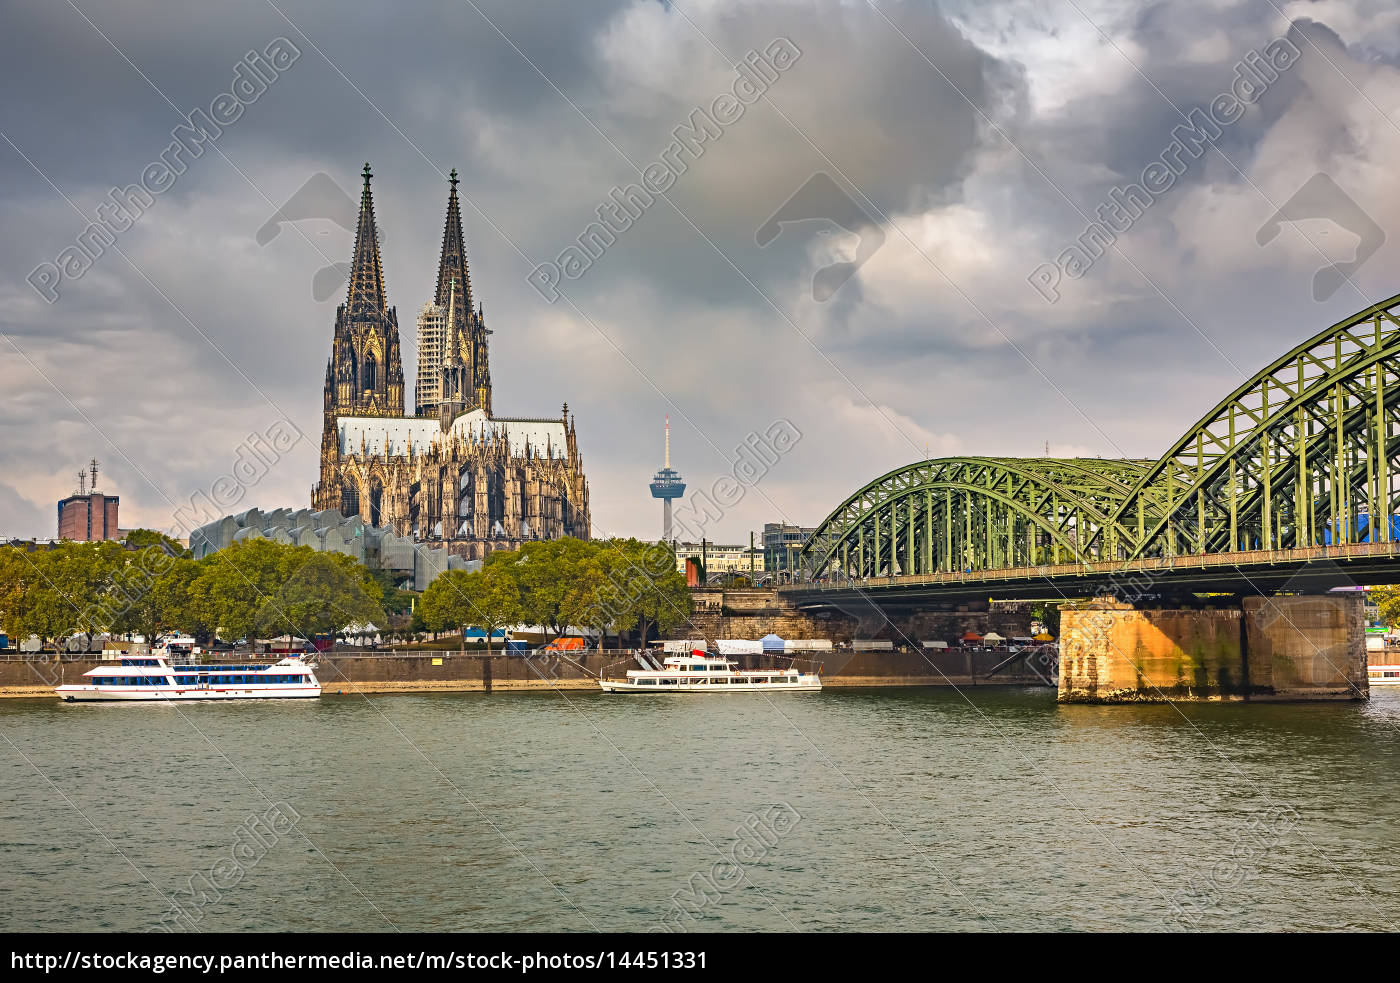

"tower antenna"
[90,458,99,490]
[649,415,685,542]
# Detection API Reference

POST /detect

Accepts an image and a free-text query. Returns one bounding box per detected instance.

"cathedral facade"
[312,164,591,560]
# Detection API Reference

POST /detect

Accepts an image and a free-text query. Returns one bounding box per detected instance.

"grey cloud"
[0,0,1395,544]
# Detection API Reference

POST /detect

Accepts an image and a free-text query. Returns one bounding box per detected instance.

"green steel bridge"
[788,292,1400,604]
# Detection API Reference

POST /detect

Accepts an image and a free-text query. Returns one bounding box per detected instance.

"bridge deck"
[780,541,1400,605]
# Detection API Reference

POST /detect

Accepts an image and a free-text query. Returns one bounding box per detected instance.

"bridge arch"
[800,457,1152,580]
[802,292,1400,579]
[1100,292,1400,558]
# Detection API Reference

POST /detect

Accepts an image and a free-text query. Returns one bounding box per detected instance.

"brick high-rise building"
[57,459,120,541]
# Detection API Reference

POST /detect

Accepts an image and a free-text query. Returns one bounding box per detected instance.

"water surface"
[2,686,1398,932]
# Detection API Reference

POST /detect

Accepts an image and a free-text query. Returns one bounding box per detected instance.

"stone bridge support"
[1058,594,1367,703]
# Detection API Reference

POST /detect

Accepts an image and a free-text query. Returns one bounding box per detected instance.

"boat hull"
[599,679,820,693]
[55,685,321,702]
[1368,666,1400,686]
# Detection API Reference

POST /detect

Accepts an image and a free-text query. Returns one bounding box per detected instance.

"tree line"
[0,533,691,652]
[0,536,382,649]
[418,537,692,652]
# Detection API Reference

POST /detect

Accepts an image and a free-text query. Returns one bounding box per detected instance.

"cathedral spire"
[323,161,404,423]
[428,168,490,416]
[435,168,474,313]
[345,162,388,317]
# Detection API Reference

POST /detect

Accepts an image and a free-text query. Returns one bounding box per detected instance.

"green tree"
[420,564,521,655]
[569,546,617,649]
[1370,586,1400,628]
[38,542,126,649]
[495,538,592,643]
[255,551,384,640]
[185,539,383,644]
[0,546,45,645]
[107,549,192,647]
[123,529,188,556]
[620,540,692,648]
[186,539,299,642]
[1030,601,1062,636]
[370,569,416,618]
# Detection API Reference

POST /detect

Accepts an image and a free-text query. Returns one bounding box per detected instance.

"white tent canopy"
[785,639,832,652]
[717,639,762,655]
[982,632,1006,643]
[662,639,707,653]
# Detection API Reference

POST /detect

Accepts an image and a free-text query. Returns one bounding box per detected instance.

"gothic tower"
[312,163,589,552]
[329,162,404,418]
[315,163,405,514]
[419,169,491,418]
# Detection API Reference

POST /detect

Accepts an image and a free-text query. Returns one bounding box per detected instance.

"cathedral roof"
[337,409,568,460]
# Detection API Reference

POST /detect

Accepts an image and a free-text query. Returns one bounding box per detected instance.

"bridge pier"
[1058,594,1368,703]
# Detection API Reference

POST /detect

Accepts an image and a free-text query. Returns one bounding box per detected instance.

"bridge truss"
[802,293,1400,581]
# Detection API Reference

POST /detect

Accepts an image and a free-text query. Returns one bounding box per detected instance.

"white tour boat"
[599,653,821,693]
[1368,662,1400,686]
[55,654,321,702]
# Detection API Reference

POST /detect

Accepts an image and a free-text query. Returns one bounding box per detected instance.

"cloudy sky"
[2,0,1399,545]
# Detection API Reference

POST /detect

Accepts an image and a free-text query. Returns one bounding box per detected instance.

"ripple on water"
[2,687,1399,931]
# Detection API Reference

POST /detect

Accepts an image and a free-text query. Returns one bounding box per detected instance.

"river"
[2,686,1398,932]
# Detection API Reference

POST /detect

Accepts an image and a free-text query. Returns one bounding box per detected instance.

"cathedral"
[312,164,591,559]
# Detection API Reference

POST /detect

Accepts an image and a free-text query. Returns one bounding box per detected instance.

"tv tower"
[649,416,685,541]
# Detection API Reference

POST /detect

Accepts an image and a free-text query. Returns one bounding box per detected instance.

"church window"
[341,482,360,519]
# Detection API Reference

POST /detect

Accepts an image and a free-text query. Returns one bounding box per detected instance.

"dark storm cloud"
[0,0,1395,542]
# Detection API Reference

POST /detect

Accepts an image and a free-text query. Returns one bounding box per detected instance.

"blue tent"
[1321,514,1400,545]
[760,633,786,652]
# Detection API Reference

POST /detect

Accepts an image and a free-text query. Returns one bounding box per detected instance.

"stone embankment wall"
[677,588,1033,646]
[1058,594,1366,703]
[0,644,1051,698]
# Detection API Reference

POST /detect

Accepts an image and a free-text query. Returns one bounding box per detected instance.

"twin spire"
[435,168,475,316]
[343,163,492,419]
[345,163,480,328]
[345,162,388,317]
